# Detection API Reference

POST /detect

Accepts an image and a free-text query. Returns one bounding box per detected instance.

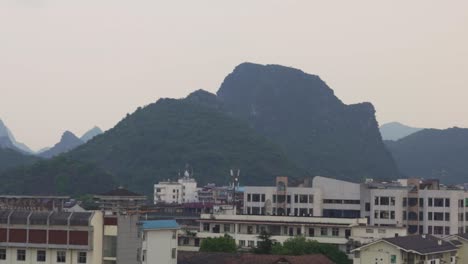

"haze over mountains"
[1,62,468,195]
[380,122,423,141]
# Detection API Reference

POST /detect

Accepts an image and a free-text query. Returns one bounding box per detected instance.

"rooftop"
[381,235,457,255]
[140,219,179,230]
[178,252,334,264]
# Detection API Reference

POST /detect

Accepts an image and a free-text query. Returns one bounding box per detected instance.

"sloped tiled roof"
[177,252,334,264]
[383,235,457,254]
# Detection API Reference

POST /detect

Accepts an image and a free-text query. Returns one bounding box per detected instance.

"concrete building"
[352,234,458,264]
[154,170,199,204]
[94,187,147,213]
[197,212,368,254]
[139,220,179,264]
[244,176,468,237]
[243,176,363,218]
[0,209,103,264]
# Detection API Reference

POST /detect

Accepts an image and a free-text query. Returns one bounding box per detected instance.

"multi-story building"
[243,176,362,218]
[94,187,147,213]
[0,209,103,264]
[139,220,179,264]
[154,170,199,204]
[367,179,468,237]
[243,176,468,237]
[197,212,367,254]
[0,195,70,211]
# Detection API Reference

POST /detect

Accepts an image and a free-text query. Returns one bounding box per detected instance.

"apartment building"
[154,170,199,204]
[0,210,103,264]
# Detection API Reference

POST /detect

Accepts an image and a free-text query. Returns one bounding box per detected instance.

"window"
[378,229,386,234]
[57,251,66,263]
[419,198,424,207]
[287,195,291,204]
[171,248,176,259]
[403,198,407,207]
[428,198,433,207]
[445,226,450,235]
[0,249,5,260]
[408,212,417,220]
[428,212,433,220]
[172,230,177,239]
[380,197,390,205]
[308,228,315,237]
[366,229,374,234]
[320,227,328,236]
[390,197,395,206]
[248,240,255,247]
[203,223,210,231]
[309,195,314,203]
[391,211,395,219]
[380,211,389,219]
[294,195,298,203]
[434,226,443,235]
[403,211,407,220]
[445,198,450,207]
[17,250,26,261]
[142,250,146,261]
[391,255,397,264]
[428,226,433,234]
[247,194,251,202]
[261,194,265,202]
[37,250,46,262]
[297,227,302,236]
[374,197,379,205]
[272,195,277,203]
[374,210,379,219]
[434,212,444,221]
[78,252,87,263]
[419,212,423,221]
[239,240,245,247]
[445,213,450,221]
[252,194,260,202]
[365,203,370,212]
[224,224,231,233]
[332,228,339,237]
[299,195,308,203]
[434,198,444,207]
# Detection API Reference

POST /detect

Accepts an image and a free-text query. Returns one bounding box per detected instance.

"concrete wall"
[116,214,140,264]
[91,210,103,264]
[142,229,177,264]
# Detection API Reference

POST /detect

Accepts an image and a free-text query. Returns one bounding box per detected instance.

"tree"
[271,236,351,264]
[199,234,237,253]
[254,231,274,254]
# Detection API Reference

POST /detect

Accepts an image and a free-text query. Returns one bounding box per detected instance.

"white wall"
[142,229,178,264]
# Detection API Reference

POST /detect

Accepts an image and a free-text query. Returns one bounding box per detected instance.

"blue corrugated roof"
[141,220,179,230]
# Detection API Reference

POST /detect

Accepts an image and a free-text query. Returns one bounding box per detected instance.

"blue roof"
[141,220,179,230]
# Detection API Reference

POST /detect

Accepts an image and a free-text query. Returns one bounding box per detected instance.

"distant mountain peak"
[39,131,84,159]
[0,118,33,153]
[80,126,103,142]
[380,122,423,141]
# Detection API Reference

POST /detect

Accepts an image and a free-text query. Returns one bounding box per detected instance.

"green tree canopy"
[199,234,237,253]
[271,236,351,264]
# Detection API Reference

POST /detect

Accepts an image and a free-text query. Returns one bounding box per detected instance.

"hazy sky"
[1,0,467,151]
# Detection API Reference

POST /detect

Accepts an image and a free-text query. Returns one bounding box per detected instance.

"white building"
[243,176,362,218]
[139,220,179,264]
[244,176,468,237]
[154,170,199,204]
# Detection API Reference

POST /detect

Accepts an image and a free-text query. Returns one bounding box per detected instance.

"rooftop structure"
[94,187,147,214]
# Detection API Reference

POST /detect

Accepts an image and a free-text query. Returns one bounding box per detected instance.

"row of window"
[376,197,460,208]
[246,194,315,204]
[0,249,86,263]
[401,211,452,221]
[323,199,360,204]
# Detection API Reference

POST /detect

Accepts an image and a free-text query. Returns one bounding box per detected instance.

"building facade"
[0,210,103,264]
[139,220,179,264]
[154,171,199,204]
